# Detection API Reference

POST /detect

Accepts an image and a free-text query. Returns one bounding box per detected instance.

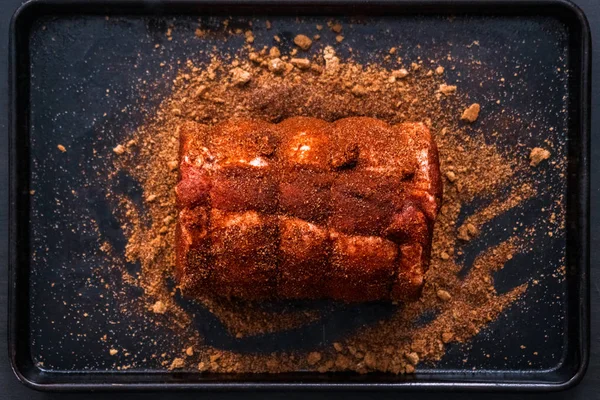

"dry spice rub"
[106,23,564,374]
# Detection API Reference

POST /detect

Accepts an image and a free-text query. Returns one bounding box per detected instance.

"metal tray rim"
[8,0,591,392]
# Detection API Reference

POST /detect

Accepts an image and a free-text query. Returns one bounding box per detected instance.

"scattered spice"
[57,144,67,152]
[105,21,561,375]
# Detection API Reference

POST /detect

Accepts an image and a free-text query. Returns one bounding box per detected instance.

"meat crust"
[175,117,442,302]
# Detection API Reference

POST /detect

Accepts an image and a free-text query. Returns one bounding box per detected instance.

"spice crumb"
[405,352,419,365]
[445,171,457,182]
[364,352,376,368]
[293,34,313,50]
[392,69,409,79]
[169,357,185,370]
[351,85,367,97]
[268,58,285,74]
[307,352,322,365]
[167,160,178,171]
[151,300,167,314]
[439,84,457,95]
[269,47,281,58]
[290,58,311,70]
[436,290,452,302]
[466,223,479,236]
[113,144,125,155]
[57,144,67,153]
[529,147,551,167]
[442,332,454,343]
[461,103,481,123]
[230,67,252,86]
[109,349,118,356]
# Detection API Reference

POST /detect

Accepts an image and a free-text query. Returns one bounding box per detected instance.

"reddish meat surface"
[175,117,442,302]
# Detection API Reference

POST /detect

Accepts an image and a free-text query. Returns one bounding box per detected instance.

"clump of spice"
[293,34,313,50]
[461,103,481,122]
[529,147,551,167]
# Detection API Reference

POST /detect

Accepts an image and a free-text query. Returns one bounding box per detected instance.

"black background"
[1,0,598,398]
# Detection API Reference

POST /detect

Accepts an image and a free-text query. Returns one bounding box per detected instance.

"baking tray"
[8,0,590,391]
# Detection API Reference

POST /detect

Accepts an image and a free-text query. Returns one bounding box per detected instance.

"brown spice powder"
[108,39,555,373]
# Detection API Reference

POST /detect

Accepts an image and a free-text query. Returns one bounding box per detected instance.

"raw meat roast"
[175,117,442,302]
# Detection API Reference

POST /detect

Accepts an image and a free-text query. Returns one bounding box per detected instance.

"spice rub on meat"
[175,117,442,302]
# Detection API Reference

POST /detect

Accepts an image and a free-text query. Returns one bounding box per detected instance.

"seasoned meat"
[175,117,442,302]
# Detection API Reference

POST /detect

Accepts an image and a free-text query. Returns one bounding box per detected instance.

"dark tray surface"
[2,1,599,398]
[7,0,591,393]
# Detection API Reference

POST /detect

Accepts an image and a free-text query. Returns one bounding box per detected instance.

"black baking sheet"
[9,0,590,391]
